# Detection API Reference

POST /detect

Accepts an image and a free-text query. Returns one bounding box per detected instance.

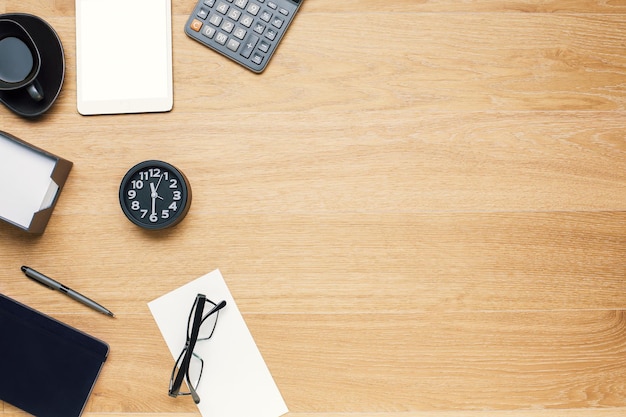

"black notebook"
[0,293,109,417]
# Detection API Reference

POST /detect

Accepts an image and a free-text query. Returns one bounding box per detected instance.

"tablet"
[75,0,173,115]
[0,293,109,417]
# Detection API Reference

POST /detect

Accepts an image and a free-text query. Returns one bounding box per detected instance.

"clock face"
[119,160,191,230]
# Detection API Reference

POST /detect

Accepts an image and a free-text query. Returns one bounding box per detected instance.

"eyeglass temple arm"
[208,299,227,315]
[188,373,201,404]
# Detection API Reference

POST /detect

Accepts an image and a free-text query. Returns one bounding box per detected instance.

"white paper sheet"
[0,137,57,228]
[148,270,288,417]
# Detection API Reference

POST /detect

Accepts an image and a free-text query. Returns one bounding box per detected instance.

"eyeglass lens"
[187,297,224,341]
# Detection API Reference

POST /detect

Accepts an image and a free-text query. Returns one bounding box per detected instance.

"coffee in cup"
[0,19,44,101]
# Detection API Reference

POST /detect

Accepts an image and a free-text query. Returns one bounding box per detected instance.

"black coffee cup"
[0,19,44,102]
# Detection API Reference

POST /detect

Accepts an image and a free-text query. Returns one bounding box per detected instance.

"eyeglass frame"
[168,293,227,404]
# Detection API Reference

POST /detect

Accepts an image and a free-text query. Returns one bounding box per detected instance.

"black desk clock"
[119,160,191,230]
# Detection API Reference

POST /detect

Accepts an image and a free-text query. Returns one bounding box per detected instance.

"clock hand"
[151,188,157,217]
[150,181,164,200]
[150,175,163,200]
[155,173,164,191]
[149,181,163,219]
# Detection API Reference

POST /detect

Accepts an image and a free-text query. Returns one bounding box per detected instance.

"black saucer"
[0,13,65,118]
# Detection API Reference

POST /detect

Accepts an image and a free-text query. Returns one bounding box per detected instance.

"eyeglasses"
[169,293,227,404]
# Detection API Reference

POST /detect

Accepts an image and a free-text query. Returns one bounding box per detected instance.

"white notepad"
[75,0,173,115]
[0,138,57,229]
[148,270,289,417]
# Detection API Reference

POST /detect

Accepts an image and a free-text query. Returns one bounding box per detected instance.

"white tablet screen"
[75,0,173,115]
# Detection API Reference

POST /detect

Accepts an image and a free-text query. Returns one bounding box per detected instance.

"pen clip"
[32,278,56,291]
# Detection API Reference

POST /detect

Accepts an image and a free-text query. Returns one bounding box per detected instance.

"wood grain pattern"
[1,1,625,417]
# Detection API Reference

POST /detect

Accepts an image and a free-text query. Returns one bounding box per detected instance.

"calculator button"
[240,33,259,58]
[228,9,242,20]
[265,28,276,40]
[216,1,230,14]
[267,1,277,9]
[227,38,241,51]
[246,4,260,15]
[240,15,254,27]
[271,17,283,28]
[215,32,228,45]
[251,53,264,65]
[204,0,216,6]
[209,14,223,26]
[253,23,265,34]
[260,11,272,22]
[222,20,235,32]
[202,26,216,38]
[197,8,209,19]
[279,8,288,16]
[233,27,247,39]
[258,40,270,53]
[234,0,248,8]
[190,19,203,32]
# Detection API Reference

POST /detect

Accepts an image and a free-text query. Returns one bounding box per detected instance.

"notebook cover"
[0,293,109,417]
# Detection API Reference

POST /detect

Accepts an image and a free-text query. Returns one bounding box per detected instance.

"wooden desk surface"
[1,1,625,416]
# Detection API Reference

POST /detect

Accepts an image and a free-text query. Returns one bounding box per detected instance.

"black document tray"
[0,293,109,417]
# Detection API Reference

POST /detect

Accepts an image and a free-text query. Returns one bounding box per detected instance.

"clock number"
[140,209,148,218]
[131,201,140,210]
[131,180,144,189]
[150,213,158,222]
[127,190,136,199]
[161,210,170,219]
[140,169,162,179]
[169,202,178,211]
[170,179,178,188]
[173,191,181,201]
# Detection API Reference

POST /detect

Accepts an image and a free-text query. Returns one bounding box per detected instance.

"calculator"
[185,0,302,73]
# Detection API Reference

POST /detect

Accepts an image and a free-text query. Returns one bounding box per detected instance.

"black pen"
[21,266,115,317]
